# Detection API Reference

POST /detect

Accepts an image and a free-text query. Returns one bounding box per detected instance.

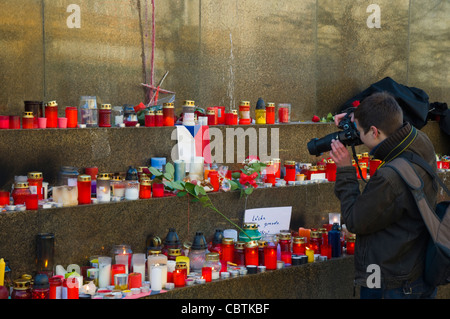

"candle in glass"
[139,179,152,199]
[174,160,186,182]
[244,241,259,266]
[45,101,58,128]
[77,174,91,205]
[27,171,44,200]
[96,173,111,203]
[147,252,167,283]
[233,241,245,266]
[264,241,277,270]
[98,256,112,288]
[163,103,175,126]
[150,264,162,291]
[292,236,306,255]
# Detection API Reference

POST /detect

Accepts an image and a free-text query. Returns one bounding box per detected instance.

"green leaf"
[176,191,187,197]
[232,172,241,179]
[229,180,239,191]
[171,181,185,191]
[165,163,174,176]
[149,167,163,177]
[244,187,254,195]
[194,185,203,196]
[185,183,196,196]
[163,172,173,181]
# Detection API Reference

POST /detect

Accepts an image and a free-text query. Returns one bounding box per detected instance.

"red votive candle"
[326,159,337,182]
[139,179,152,199]
[0,191,10,207]
[173,269,186,287]
[22,112,34,129]
[27,171,44,200]
[244,241,259,266]
[225,111,234,125]
[216,106,225,124]
[9,115,20,129]
[292,237,306,255]
[346,235,355,255]
[98,104,112,127]
[221,238,234,270]
[163,103,175,126]
[64,278,79,299]
[309,231,321,254]
[281,251,292,265]
[65,107,78,128]
[155,110,163,127]
[202,267,212,282]
[208,170,219,192]
[265,103,275,124]
[233,242,245,266]
[111,264,126,285]
[128,272,142,289]
[0,115,9,129]
[207,107,218,125]
[264,243,277,270]
[25,194,39,210]
[145,110,156,127]
[77,175,92,205]
[45,101,58,128]
[152,182,164,198]
[284,161,296,182]
[49,276,62,299]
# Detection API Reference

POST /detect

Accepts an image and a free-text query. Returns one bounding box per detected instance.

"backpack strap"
[386,157,442,243]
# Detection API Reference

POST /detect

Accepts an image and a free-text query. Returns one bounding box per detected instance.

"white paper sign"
[244,206,292,235]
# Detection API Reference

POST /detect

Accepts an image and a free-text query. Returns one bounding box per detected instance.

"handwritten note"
[244,206,292,235]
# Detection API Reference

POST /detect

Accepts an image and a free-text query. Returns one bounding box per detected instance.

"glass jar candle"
[0,115,9,129]
[216,106,225,124]
[96,173,111,203]
[112,106,124,126]
[27,171,44,200]
[346,234,356,255]
[65,106,78,128]
[152,181,164,198]
[124,180,139,201]
[45,101,58,128]
[264,241,277,270]
[258,240,266,266]
[173,262,187,287]
[12,182,31,205]
[79,96,98,127]
[111,175,125,198]
[182,100,196,126]
[361,152,370,167]
[273,158,281,179]
[309,230,321,254]
[48,276,62,299]
[284,160,296,182]
[77,174,92,205]
[277,103,291,123]
[11,278,32,299]
[139,179,152,199]
[207,109,218,125]
[32,274,50,299]
[221,238,234,268]
[225,111,234,125]
[233,241,246,266]
[264,160,276,185]
[244,241,259,266]
[163,103,175,126]
[9,115,20,129]
[238,101,251,125]
[203,252,221,281]
[292,236,306,255]
[22,111,34,129]
[279,232,292,265]
[145,110,155,127]
[24,100,43,128]
[98,104,112,127]
[326,158,337,182]
[265,102,275,124]
[232,109,238,125]
[238,222,262,243]
[208,170,219,192]
[155,110,164,127]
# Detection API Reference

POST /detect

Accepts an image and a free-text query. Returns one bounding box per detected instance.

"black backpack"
[387,153,450,287]
[339,77,431,129]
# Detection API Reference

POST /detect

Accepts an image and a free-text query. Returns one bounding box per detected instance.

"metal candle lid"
[243,222,258,230]
[231,109,238,115]
[97,173,111,180]
[156,110,163,115]
[293,236,306,244]
[140,179,151,186]
[145,110,155,116]
[45,101,58,107]
[239,101,250,106]
[285,160,296,166]
[23,111,34,118]
[168,248,181,256]
[163,103,174,108]
[235,241,245,250]
[14,182,29,189]
[245,240,258,249]
[28,172,43,179]
[205,252,220,261]
[183,100,195,107]
[78,174,91,182]
[100,104,111,110]
[266,102,275,108]
[222,238,234,245]
[207,110,215,115]
[175,261,187,270]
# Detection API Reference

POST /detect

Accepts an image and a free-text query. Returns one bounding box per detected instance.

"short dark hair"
[354,92,403,136]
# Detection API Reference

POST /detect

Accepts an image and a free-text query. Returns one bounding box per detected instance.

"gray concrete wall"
[1,0,449,120]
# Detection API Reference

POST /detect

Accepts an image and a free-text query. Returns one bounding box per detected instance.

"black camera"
[307,110,363,156]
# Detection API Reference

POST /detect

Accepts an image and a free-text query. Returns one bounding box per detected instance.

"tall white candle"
[98,256,112,288]
[147,253,167,282]
[150,265,162,291]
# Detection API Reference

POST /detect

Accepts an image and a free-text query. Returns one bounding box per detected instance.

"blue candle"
[151,157,166,179]
[174,160,186,181]
[328,223,341,258]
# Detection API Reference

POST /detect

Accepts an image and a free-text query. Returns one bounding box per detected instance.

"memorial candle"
[263,242,277,270]
[244,241,259,266]
[163,103,175,126]
[45,101,58,128]
[201,267,212,282]
[77,175,91,205]
[292,236,306,255]
[150,264,162,291]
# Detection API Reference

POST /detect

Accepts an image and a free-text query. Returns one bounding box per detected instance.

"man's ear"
[370,126,380,138]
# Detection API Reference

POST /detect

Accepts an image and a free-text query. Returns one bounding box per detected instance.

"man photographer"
[329,91,438,298]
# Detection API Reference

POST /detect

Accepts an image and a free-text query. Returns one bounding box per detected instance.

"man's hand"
[330,139,352,167]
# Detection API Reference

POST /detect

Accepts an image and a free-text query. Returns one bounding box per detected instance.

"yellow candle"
[175,256,190,274]
[0,258,5,286]
[305,248,314,263]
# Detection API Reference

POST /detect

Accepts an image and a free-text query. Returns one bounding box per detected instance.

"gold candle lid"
[231,109,238,115]
[28,172,43,179]
[78,174,91,182]
[97,173,111,180]
[245,240,258,248]
[243,222,258,230]
[279,233,291,240]
[23,111,34,118]
[266,102,275,108]
[285,160,296,166]
[163,103,174,108]
[45,101,58,107]
[239,101,250,106]
[175,261,187,269]
[293,236,306,244]
[207,110,215,115]
[272,158,281,163]
[156,110,163,115]
[145,110,155,116]
[14,182,29,189]
[140,179,152,186]
[13,278,31,291]
[235,241,246,250]
[205,252,220,261]
[183,100,195,107]
[222,238,234,245]
[257,240,267,248]
[310,230,321,238]
[168,248,181,256]
[100,104,111,110]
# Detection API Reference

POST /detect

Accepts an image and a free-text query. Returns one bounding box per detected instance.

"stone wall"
[1,0,449,120]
